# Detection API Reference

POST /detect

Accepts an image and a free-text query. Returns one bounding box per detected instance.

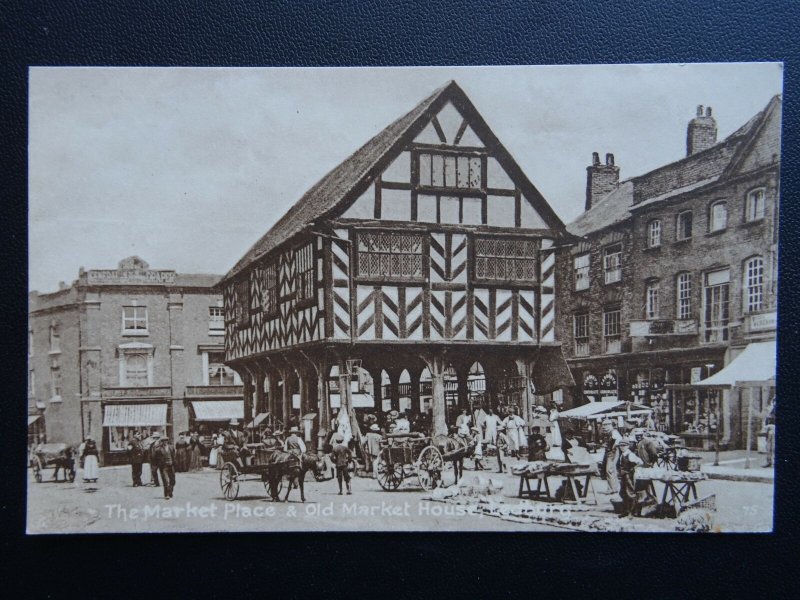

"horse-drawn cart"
[31,443,76,483]
[219,444,281,500]
[375,433,445,491]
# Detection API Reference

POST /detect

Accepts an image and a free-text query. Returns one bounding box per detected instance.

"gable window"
[296,244,315,303]
[603,244,622,284]
[573,254,590,291]
[208,351,236,386]
[573,313,590,357]
[647,220,662,248]
[745,188,766,222]
[676,211,693,241]
[744,256,764,313]
[357,231,424,280]
[709,201,728,232]
[603,308,621,354]
[703,269,730,343]
[122,305,148,334]
[234,279,250,327]
[645,282,659,319]
[418,152,482,190]
[209,304,224,335]
[474,238,537,282]
[676,272,692,320]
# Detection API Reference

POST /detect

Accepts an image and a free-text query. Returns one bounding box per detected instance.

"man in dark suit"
[127,431,144,487]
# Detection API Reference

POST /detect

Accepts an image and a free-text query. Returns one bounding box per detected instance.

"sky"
[29,64,783,293]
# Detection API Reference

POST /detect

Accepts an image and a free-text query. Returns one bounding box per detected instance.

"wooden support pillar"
[409,368,422,414]
[456,366,470,411]
[267,369,279,427]
[338,359,353,416]
[367,367,383,412]
[421,353,447,436]
[386,367,401,412]
[254,367,266,416]
[316,358,330,437]
[281,367,291,428]
[241,367,254,429]
[516,357,533,423]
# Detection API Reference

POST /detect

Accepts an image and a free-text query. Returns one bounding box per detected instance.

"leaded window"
[296,244,314,302]
[474,238,537,282]
[418,152,482,190]
[235,279,250,327]
[357,231,424,280]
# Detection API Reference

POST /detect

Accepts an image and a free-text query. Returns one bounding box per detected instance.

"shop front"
[189,399,244,437]
[102,401,171,465]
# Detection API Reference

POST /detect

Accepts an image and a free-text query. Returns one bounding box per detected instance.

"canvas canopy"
[559,400,652,421]
[245,412,270,429]
[329,392,374,408]
[693,341,776,388]
[191,400,244,421]
[28,415,41,426]
[103,403,167,426]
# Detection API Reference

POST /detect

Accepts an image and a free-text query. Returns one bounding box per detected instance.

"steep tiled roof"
[173,274,222,288]
[567,181,633,237]
[222,80,568,282]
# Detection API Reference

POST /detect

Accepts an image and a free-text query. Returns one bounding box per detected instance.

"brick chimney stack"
[585,152,620,211]
[686,105,717,156]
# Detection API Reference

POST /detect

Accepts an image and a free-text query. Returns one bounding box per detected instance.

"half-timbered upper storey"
[220,81,572,364]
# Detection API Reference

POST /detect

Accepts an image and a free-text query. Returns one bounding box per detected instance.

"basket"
[684,494,716,512]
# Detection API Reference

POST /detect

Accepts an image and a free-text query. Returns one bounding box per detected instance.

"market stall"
[558,400,653,445]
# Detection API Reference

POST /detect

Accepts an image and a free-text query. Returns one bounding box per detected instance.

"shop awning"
[191,400,244,421]
[329,392,374,409]
[530,346,575,394]
[693,341,776,388]
[245,412,270,429]
[28,415,41,426]
[560,400,653,421]
[103,403,168,427]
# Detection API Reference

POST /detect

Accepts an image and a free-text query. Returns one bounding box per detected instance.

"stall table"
[517,468,551,500]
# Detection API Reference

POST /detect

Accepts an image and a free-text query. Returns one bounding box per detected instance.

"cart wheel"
[33,456,43,483]
[220,462,240,500]
[416,445,444,491]
[376,450,403,491]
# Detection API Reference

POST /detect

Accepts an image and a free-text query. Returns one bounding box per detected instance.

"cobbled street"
[27,461,772,533]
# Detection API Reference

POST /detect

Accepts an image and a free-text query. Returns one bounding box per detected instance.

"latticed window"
[746,188,766,222]
[603,309,621,354]
[357,231,424,279]
[418,152,482,189]
[744,256,764,313]
[234,279,250,327]
[296,244,314,302]
[474,238,537,282]
[208,306,225,332]
[262,263,278,313]
[574,254,590,290]
[677,272,692,320]
[603,244,622,284]
[573,313,589,357]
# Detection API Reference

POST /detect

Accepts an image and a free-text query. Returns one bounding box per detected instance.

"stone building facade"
[28,257,242,464]
[556,97,781,449]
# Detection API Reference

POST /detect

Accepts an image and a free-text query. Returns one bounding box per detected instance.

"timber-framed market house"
[219,81,575,446]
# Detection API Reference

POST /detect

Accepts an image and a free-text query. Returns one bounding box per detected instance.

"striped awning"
[103,403,168,427]
[192,400,243,421]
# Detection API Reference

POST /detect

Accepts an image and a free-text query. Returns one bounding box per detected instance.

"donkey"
[267,451,325,502]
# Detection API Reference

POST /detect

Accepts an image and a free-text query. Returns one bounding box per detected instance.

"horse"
[267,451,326,502]
[432,434,476,484]
[50,446,76,482]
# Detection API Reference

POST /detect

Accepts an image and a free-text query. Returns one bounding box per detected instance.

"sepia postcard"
[27,64,781,533]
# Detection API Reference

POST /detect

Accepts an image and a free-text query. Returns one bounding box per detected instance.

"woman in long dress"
[81,437,99,483]
[188,431,202,471]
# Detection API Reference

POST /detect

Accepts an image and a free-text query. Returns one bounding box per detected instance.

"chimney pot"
[605,153,614,166]
[592,151,600,166]
[706,106,712,117]
[687,104,718,156]
[697,105,704,117]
